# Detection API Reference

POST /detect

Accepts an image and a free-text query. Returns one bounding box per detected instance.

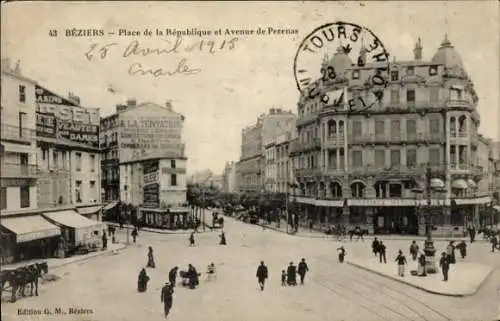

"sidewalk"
[346,256,494,297]
[105,220,215,235]
[2,242,127,271]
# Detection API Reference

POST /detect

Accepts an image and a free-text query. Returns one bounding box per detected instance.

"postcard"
[1,1,499,321]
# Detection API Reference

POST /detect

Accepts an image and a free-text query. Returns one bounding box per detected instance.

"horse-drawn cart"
[0,262,48,303]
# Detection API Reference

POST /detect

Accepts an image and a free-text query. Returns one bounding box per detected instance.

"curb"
[346,260,495,298]
[49,244,128,270]
[104,222,216,235]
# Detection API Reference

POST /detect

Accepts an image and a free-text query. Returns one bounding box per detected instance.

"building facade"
[291,36,494,236]
[100,100,189,228]
[222,161,237,193]
[238,108,296,192]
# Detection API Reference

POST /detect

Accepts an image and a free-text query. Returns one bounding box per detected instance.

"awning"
[451,179,468,190]
[467,179,477,189]
[1,215,61,243]
[1,142,34,154]
[169,207,190,213]
[103,201,119,211]
[43,210,102,229]
[430,178,445,189]
[77,206,103,215]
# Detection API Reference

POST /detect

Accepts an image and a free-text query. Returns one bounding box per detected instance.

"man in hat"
[256,261,268,291]
[161,282,174,318]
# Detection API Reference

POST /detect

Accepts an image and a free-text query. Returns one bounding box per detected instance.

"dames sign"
[293,22,390,112]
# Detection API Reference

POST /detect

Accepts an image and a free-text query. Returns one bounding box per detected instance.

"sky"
[2,1,499,175]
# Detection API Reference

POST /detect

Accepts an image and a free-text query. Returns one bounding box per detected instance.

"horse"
[17,262,48,298]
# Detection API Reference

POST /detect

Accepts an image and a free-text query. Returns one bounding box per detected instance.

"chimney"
[116,104,128,112]
[68,92,81,105]
[165,100,173,110]
[270,108,276,114]
[127,98,137,107]
[413,37,423,61]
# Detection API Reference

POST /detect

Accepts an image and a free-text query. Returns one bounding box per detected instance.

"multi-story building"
[1,60,103,264]
[291,35,494,236]
[264,129,296,193]
[100,100,189,228]
[264,139,277,192]
[222,161,237,193]
[238,107,296,192]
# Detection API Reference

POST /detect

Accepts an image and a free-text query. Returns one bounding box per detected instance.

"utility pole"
[423,163,437,273]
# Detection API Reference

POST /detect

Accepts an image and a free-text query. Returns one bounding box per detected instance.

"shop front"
[42,210,104,254]
[139,207,190,229]
[0,214,61,263]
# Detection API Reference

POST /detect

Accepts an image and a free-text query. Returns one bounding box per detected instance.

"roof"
[431,35,464,70]
[111,102,185,120]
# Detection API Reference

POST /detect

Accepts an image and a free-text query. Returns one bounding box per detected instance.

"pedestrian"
[468,226,476,243]
[160,282,174,318]
[418,252,427,276]
[186,264,199,289]
[456,240,467,259]
[395,250,408,277]
[281,270,286,286]
[189,232,195,247]
[287,262,297,286]
[491,235,498,253]
[446,241,456,264]
[219,231,227,245]
[107,225,112,237]
[146,246,155,268]
[102,231,108,250]
[297,258,309,285]
[169,266,179,287]
[137,268,150,292]
[439,252,450,281]
[256,261,268,291]
[337,246,346,263]
[131,227,138,243]
[378,241,387,263]
[409,240,419,261]
[372,237,380,257]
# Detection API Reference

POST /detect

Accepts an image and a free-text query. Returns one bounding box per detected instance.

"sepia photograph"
[1,1,499,320]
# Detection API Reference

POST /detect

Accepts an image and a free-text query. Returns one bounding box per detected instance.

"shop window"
[0,187,6,209]
[20,186,30,208]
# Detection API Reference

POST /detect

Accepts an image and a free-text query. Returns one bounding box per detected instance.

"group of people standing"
[188,231,227,246]
[256,258,310,291]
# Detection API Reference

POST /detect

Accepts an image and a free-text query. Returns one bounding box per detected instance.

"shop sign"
[36,112,56,138]
[143,183,160,208]
[349,199,417,207]
[56,121,99,147]
[35,85,78,106]
[17,229,61,243]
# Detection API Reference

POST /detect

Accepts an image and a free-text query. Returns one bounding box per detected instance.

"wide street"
[2,216,499,321]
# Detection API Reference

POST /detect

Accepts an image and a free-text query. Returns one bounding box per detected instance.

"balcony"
[1,163,39,178]
[294,168,322,179]
[324,134,345,147]
[1,124,35,143]
[290,138,321,154]
[445,100,472,109]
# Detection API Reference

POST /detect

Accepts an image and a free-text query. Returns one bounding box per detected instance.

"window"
[375,150,385,167]
[18,112,26,137]
[375,120,385,136]
[352,121,362,137]
[171,174,177,186]
[450,88,462,100]
[406,119,416,139]
[75,152,82,171]
[352,70,360,79]
[75,181,82,203]
[390,120,401,139]
[19,85,26,103]
[390,89,400,104]
[406,90,415,103]
[0,187,6,209]
[429,119,440,134]
[390,150,401,167]
[390,71,399,81]
[20,185,30,208]
[407,66,415,76]
[90,154,95,172]
[42,148,47,161]
[171,160,176,168]
[352,150,363,168]
[53,151,58,168]
[90,181,96,201]
[429,148,440,166]
[406,149,417,168]
[429,88,439,102]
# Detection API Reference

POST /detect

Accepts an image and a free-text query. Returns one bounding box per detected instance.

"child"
[281,270,286,286]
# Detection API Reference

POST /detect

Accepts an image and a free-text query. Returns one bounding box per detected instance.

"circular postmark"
[294,21,390,112]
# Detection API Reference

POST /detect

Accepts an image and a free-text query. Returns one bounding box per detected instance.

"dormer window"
[390,71,399,81]
[352,70,360,80]
[407,66,415,76]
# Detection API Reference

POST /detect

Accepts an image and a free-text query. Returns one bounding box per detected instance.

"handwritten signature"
[128,59,201,78]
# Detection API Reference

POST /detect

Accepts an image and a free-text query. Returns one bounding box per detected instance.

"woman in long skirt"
[137,268,150,292]
[146,246,155,268]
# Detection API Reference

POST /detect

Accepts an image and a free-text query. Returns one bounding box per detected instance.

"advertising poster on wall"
[142,160,160,208]
[119,104,184,163]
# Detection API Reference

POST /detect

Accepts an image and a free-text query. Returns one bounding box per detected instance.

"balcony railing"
[1,163,39,178]
[351,133,444,145]
[445,100,472,109]
[325,134,345,146]
[1,124,35,142]
[294,168,322,178]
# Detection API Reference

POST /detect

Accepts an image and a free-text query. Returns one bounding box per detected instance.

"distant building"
[238,107,296,192]
[100,100,189,228]
[291,35,496,235]
[188,169,214,185]
[222,161,237,193]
